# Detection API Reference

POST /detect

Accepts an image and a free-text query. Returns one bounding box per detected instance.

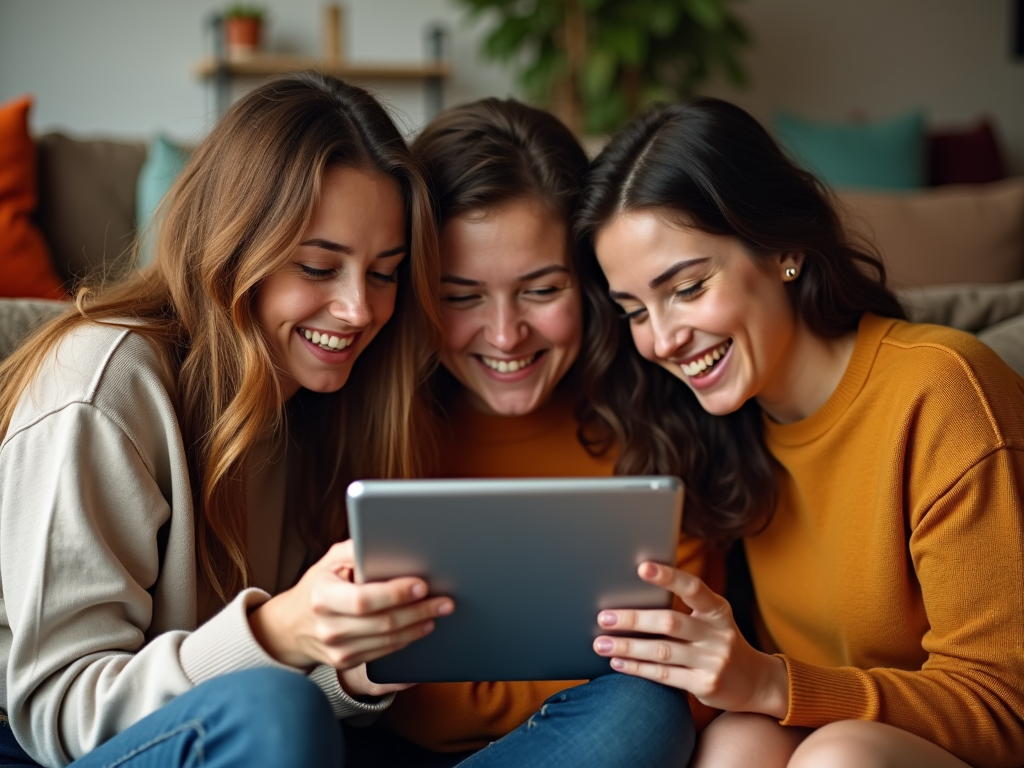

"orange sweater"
[750,314,1024,768]
[384,388,713,752]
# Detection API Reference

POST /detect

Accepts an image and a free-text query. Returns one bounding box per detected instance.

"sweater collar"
[763,313,898,448]
[444,383,576,445]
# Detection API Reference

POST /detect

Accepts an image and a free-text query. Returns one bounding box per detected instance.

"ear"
[779,252,805,281]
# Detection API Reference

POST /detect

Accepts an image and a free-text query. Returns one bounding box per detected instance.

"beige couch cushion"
[34,134,146,286]
[837,177,1024,288]
[0,299,67,360]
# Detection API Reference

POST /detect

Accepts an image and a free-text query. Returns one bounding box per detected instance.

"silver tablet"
[347,476,683,683]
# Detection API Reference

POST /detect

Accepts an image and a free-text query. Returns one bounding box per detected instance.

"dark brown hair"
[574,97,905,545]
[1,72,442,601]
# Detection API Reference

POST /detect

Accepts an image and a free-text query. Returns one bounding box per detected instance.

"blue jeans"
[0,668,342,768]
[456,674,694,768]
[345,674,695,768]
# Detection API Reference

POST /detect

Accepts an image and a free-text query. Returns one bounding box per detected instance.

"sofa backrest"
[34,133,146,286]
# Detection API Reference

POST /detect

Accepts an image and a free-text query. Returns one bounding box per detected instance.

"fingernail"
[411,582,427,599]
[437,600,453,616]
[422,620,435,634]
[640,562,659,578]
[595,638,614,653]
[598,611,618,627]
[610,658,626,670]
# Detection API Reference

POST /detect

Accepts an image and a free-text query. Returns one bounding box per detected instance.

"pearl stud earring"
[785,267,798,279]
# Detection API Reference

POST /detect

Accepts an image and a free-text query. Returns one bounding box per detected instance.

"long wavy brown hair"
[0,73,441,602]
[574,98,905,546]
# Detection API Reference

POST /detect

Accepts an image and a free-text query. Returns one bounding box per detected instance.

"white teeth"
[681,341,731,377]
[301,328,353,351]
[481,353,537,373]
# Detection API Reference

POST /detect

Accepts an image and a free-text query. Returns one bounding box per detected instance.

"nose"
[328,274,373,330]
[650,309,691,361]
[484,298,528,352]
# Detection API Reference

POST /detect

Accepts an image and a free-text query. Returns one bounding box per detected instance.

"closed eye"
[369,271,398,284]
[300,264,334,280]
[676,280,705,300]
[442,294,480,304]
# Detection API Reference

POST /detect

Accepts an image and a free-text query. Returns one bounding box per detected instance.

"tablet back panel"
[348,477,683,683]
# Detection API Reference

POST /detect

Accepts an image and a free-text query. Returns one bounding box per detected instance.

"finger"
[313,576,433,616]
[329,619,437,669]
[335,596,454,639]
[637,562,730,618]
[321,540,356,575]
[593,634,712,669]
[605,656,699,691]
[596,607,705,640]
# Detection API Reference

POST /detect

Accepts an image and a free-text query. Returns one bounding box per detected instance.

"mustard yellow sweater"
[384,389,715,752]
[750,314,1024,768]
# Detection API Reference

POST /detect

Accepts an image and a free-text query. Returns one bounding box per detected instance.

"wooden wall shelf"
[193,54,450,81]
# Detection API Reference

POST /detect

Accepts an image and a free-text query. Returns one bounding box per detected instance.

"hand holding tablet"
[346,476,683,683]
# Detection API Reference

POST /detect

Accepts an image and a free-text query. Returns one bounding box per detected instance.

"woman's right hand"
[248,540,453,672]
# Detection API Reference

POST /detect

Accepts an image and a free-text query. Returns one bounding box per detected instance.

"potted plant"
[456,0,751,135]
[224,5,266,60]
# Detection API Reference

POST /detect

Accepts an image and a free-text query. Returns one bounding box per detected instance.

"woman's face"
[594,209,802,417]
[255,165,407,401]
[439,198,582,416]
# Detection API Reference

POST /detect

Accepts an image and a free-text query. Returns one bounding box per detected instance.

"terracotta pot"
[225,17,262,58]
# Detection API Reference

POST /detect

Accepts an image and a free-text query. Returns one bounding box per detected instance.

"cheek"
[629,324,657,361]
[532,296,583,354]
[441,308,481,356]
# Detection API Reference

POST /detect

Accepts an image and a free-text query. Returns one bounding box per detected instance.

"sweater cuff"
[307,665,396,720]
[179,588,297,685]
[778,654,880,727]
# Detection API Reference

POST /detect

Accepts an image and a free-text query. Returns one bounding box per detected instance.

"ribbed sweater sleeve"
[0,327,390,767]
[778,448,1024,766]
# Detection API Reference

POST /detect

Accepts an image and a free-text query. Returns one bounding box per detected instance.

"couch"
[1,133,1024,374]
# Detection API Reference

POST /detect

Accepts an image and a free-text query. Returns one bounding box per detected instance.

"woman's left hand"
[593,561,789,718]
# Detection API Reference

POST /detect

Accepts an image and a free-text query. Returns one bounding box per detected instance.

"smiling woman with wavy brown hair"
[0,73,450,768]
[576,97,1024,768]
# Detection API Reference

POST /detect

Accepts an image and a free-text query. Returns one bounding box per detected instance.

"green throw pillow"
[136,135,189,266]
[774,111,926,191]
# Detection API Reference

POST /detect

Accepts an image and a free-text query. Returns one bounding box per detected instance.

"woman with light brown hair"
[0,73,451,767]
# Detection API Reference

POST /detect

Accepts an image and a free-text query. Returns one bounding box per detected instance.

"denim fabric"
[0,668,342,768]
[457,674,694,768]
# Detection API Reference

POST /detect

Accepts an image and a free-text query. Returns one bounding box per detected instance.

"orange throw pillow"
[0,96,64,298]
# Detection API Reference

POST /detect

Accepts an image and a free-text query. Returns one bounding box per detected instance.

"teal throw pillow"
[774,111,926,191]
[136,135,189,266]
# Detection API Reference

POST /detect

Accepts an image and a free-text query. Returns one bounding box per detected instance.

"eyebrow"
[300,239,407,258]
[608,258,709,301]
[440,264,570,287]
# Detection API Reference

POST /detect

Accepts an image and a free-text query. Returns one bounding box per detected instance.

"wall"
[2,0,1023,172]
[0,0,518,142]
[705,0,1024,173]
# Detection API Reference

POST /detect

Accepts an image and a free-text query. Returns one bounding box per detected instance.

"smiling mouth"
[680,339,732,378]
[299,327,355,351]
[477,351,543,374]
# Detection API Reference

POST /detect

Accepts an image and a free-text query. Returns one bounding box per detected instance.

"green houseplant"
[457,0,750,135]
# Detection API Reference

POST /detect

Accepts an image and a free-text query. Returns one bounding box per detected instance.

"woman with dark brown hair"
[0,73,450,767]
[362,98,699,768]
[574,97,1024,767]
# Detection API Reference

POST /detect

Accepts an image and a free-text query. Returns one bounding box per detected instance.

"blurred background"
[1,0,1022,170]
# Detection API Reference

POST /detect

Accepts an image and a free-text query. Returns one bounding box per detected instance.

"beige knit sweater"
[0,323,390,767]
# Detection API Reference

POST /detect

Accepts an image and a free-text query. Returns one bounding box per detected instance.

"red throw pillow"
[927,119,1006,186]
[0,96,64,298]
